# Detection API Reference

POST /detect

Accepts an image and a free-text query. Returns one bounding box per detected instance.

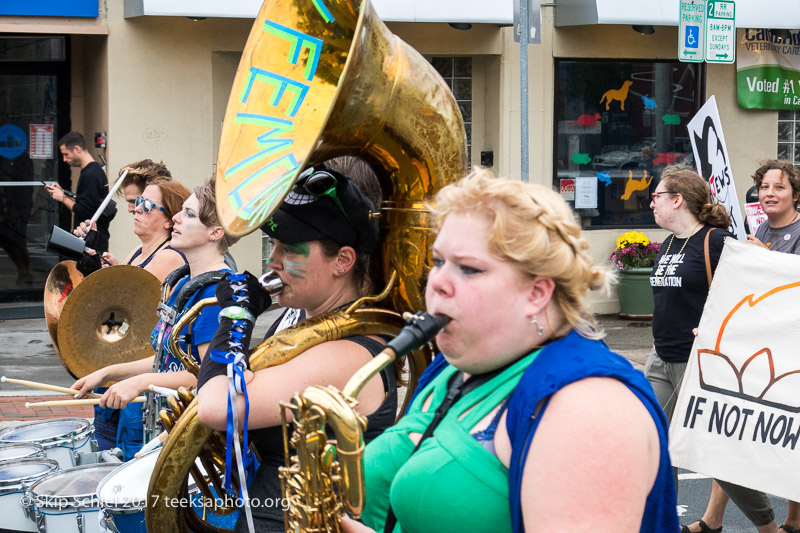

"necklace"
[657,221,702,285]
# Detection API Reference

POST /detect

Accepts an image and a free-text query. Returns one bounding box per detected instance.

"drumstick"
[135,431,168,458]
[1,376,102,398]
[24,396,147,408]
[87,169,127,230]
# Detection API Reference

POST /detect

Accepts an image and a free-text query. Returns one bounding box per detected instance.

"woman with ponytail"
[647,168,732,423]
[343,169,679,533]
[648,169,778,533]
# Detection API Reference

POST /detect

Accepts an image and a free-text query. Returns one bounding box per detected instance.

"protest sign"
[670,239,800,501]
[744,201,766,235]
[688,96,746,240]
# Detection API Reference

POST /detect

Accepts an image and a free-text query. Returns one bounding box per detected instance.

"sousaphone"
[146,0,467,530]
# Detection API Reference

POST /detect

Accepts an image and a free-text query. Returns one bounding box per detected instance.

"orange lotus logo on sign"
[697,280,800,413]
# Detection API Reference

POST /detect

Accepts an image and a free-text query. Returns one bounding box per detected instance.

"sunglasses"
[651,191,674,200]
[134,195,167,214]
[296,168,351,222]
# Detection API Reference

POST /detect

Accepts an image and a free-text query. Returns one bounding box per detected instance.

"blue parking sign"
[685,25,700,49]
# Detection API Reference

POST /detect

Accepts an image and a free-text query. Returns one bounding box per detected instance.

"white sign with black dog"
[688,96,746,241]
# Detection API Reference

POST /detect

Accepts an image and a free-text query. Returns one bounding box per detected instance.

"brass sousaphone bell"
[146,0,467,530]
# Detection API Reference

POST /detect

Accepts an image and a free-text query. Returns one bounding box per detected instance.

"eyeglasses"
[134,195,167,214]
[651,191,674,200]
[296,168,351,222]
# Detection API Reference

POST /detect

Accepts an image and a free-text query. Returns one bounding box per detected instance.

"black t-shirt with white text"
[650,225,733,363]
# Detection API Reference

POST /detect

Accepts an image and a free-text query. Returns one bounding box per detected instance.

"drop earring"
[531,315,544,336]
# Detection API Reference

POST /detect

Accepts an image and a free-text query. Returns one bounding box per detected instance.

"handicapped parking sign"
[685,25,699,48]
[679,0,706,62]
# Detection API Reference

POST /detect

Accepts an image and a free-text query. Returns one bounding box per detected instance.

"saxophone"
[279,313,450,532]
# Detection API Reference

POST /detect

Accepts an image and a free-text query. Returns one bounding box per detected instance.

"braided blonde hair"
[432,169,613,339]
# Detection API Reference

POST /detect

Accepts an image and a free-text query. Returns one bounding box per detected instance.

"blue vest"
[411,331,680,533]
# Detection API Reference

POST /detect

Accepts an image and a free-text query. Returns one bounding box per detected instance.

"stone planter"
[616,266,654,319]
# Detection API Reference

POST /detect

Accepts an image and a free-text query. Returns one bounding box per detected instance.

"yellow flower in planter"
[615,231,650,250]
[610,231,660,271]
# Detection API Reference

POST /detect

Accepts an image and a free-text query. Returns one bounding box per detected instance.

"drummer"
[73,164,190,451]
[73,160,186,280]
[72,177,238,460]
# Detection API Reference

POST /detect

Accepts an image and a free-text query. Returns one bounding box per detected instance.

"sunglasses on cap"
[295,168,352,222]
[134,195,167,214]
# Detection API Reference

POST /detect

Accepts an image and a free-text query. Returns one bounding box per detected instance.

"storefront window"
[777,110,800,165]
[0,36,68,310]
[430,57,472,161]
[554,60,702,228]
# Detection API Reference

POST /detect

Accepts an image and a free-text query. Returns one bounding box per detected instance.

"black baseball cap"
[260,166,380,254]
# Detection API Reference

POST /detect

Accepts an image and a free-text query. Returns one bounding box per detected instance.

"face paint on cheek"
[283,242,311,257]
[284,260,307,279]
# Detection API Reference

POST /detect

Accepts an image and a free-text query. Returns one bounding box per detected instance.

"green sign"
[705,1,736,64]
[738,29,800,110]
[679,0,705,63]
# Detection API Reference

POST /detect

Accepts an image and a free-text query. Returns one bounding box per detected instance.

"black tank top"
[126,241,186,268]
[234,310,398,532]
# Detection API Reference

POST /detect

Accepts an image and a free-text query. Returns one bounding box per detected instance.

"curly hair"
[752,159,800,208]
[659,168,731,229]
[431,168,612,340]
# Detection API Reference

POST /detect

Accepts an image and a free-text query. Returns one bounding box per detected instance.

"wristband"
[219,305,255,324]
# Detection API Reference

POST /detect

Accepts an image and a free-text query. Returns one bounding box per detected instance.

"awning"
[554,0,800,29]
[123,0,514,24]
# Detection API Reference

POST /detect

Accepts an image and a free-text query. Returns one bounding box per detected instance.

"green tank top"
[361,350,540,533]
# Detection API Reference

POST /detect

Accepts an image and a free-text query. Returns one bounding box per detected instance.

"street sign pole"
[519,0,529,182]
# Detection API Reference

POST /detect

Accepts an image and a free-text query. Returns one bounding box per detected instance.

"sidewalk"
[0,395,93,421]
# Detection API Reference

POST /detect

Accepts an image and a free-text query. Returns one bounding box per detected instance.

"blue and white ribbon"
[208,273,255,533]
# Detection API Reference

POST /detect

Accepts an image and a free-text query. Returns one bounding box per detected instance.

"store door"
[0,35,69,312]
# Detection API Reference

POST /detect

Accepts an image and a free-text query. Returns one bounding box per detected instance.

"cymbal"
[43,261,84,359]
[57,265,161,379]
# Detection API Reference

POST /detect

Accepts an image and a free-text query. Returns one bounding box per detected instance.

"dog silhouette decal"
[599,80,633,111]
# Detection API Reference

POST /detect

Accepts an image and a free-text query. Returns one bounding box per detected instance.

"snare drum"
[0,418,93,469]
[96,449,161,533]
[30,463,119,533]
[0,443,45,464]
[0,458,59,533]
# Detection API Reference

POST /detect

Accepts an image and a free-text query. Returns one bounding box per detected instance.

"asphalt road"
[0,313,792,530]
